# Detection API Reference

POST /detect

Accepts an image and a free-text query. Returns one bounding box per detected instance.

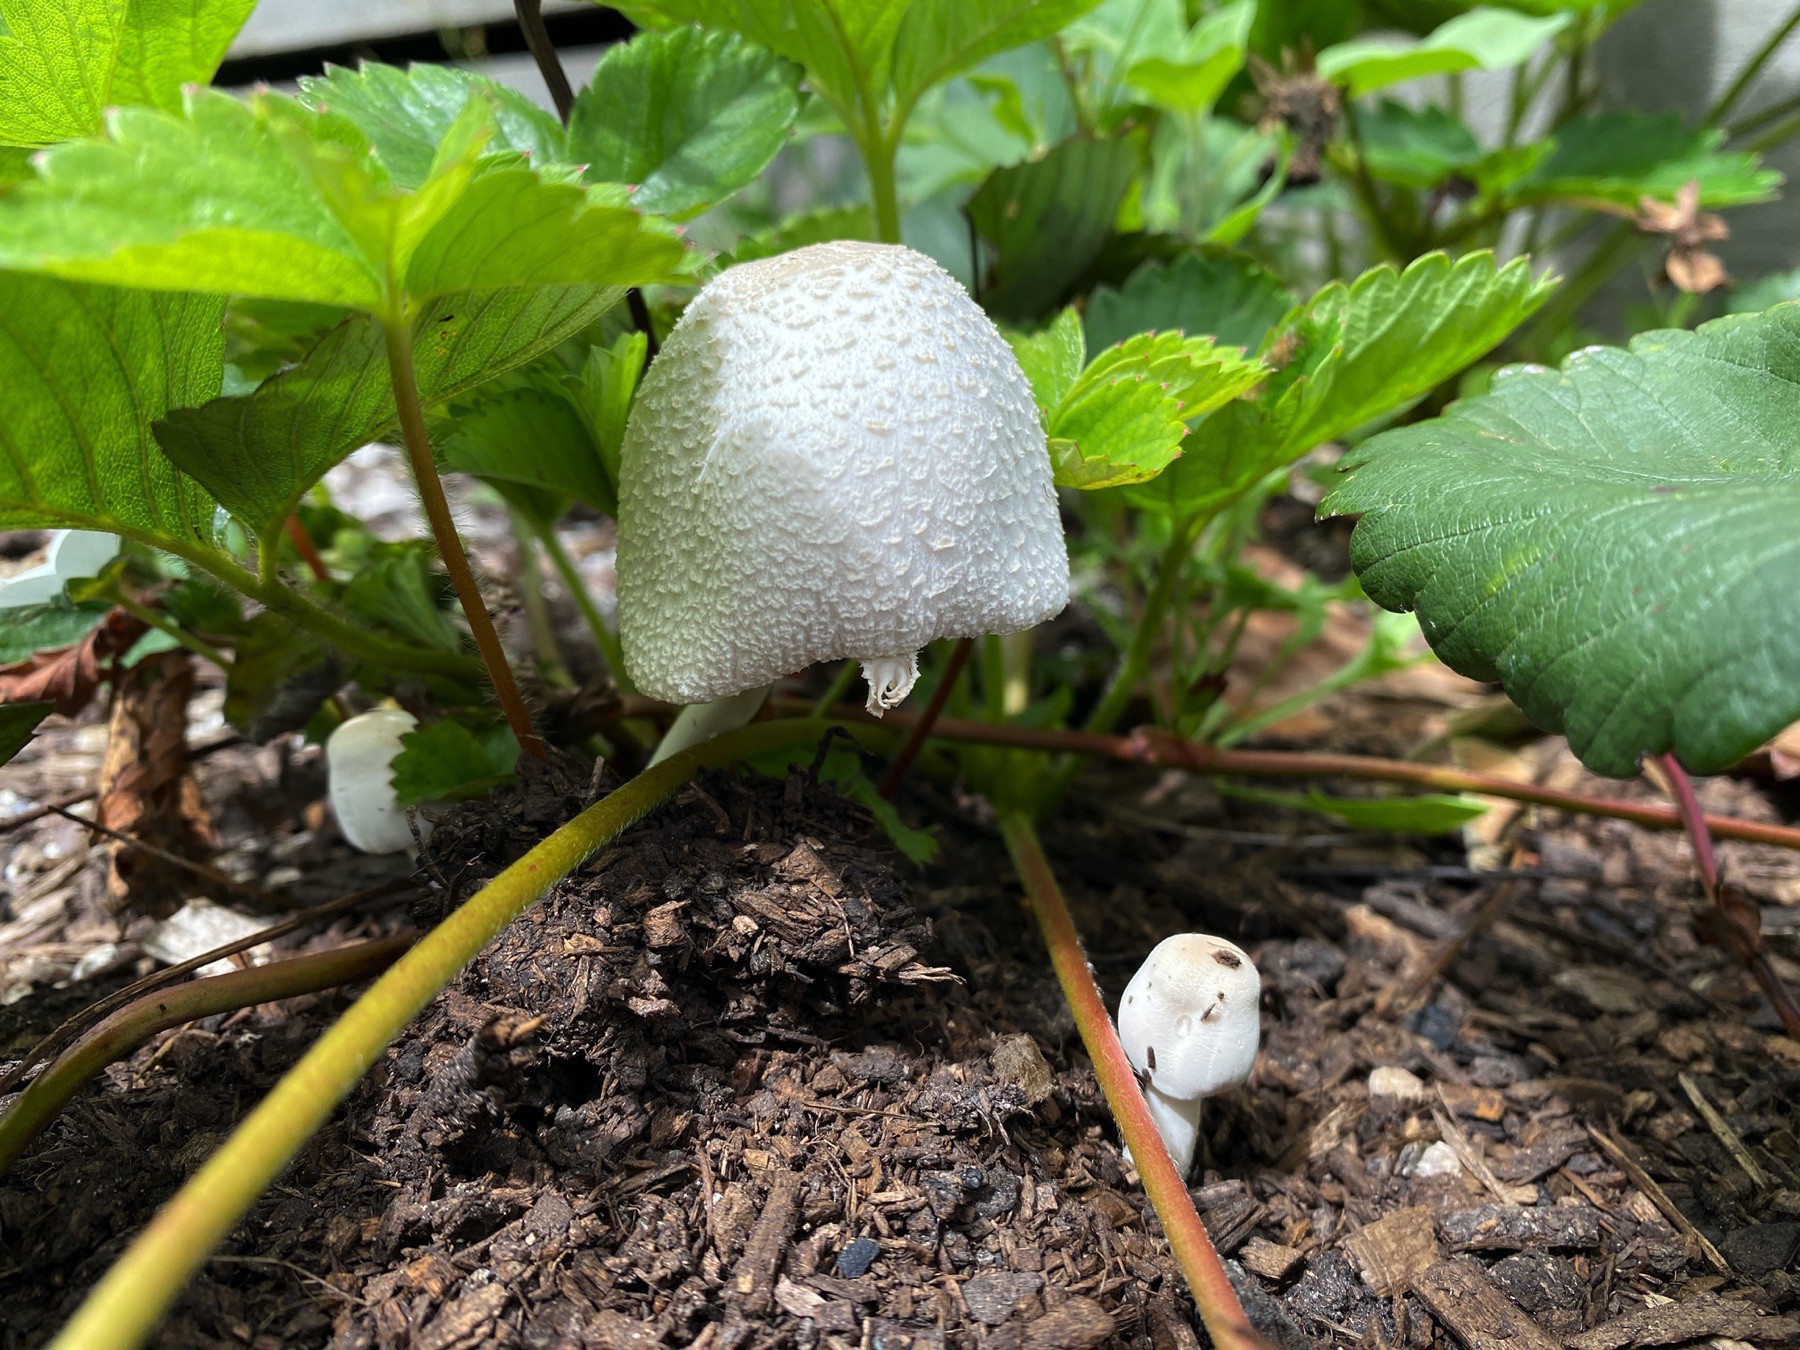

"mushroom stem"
[859,653,920,715]
[1138,1088,1204,1177]
[648,684,774,766]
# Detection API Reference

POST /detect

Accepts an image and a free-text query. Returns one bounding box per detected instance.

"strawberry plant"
[2,1,1799,1346]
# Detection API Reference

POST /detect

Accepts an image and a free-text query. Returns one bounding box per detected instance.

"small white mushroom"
[617,240,1069,755]
[1116,934,1261,1176]
[0,530,120,610]
[326,709,430,855]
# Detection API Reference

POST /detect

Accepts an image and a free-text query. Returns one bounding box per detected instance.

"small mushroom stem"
[649,685,774,765]
[860,653,920,714]
[1139,1088,1203,1177]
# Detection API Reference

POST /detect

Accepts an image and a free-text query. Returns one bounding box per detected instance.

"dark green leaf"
[342,544,462,651]
[298,62,566,189]
[1084,250,1293,353]
[440,383,613,519]
[0,274,222,545]
[156,286,618,540]
[1355,99,1482,189]
[0,701,52,766]
[224,612,337,740]
[967,132,1141,322]
[392,717,521,804]
[1324,304,1800,776]
[1511,112,1780,210]
[0,601,112,664]
[569,27,801,219]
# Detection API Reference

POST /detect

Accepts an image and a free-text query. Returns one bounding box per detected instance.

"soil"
[3,469,1800,1347]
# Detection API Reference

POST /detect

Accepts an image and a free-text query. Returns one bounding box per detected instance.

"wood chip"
[1238,1235,1305,1282]
[1441,1204,1602,1251]
[1587,1126,1731,1275]
[1344,1206,1439,1297]
[1439,1082,1506,1122]
[727,1170,802,1317]
[1413,1257,1561,1350]
[1566,1293,1800,1350]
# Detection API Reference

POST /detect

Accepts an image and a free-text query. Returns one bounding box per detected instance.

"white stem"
[648,684,774,766]
[1130,1087,1203,1178]
[860,652,919,715]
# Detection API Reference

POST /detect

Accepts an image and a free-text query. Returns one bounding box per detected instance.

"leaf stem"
[51,718,829,1350]
[284,515,333,583]
[0,936,412,1177]
[105,593,230,670]
[865,124,904,245]
[999,816,1267,1350]
[1707,2,1800,126]
[382,317,545,760]
[513,0,575,119]
[536,522,632,693]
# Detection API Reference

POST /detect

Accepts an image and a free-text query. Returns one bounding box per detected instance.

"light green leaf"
[576,331,649,497]
[0,274,223,546]
[1509,112,1780,210]
[891,0,1103,111]
[608,0,910,124]
[0,0,255,144]
[297,62,566,189]
[1288,250,1555,451]
[155,286,617,541]
[569,27,800,220]
[0,702,53,766]
[1085,249,1293,353]
[967,132,1141,322]
[1048,331,1265,490]
[1318,7,1570,96]
[1221,784,1486,835]
[0,88,686,311]
[1323,304,1800,777]
[1005,306,1085,416]
[1125,0,1253,113]
[440,384,612,520]
[1355,99,1482,189]
[731,204,876,262]
[392,717,521,805]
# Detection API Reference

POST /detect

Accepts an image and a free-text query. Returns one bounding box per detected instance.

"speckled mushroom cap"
[616,240,1069,710]
[1117,934,1261,1101]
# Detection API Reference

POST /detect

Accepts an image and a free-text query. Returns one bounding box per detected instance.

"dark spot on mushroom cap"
[1213,950,1242,968]
[1146,1045,1157,1071]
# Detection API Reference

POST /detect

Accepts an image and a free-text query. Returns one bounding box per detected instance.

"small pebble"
[1413,1140,1463,1178]
[1368,1065,1426,1102]
[835,1237,880,1278]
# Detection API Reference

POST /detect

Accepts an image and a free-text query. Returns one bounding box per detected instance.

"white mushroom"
[0,530,120,610]
[616,240,1068,759]
[1116,934,1261,1176]
[326,709,430,855]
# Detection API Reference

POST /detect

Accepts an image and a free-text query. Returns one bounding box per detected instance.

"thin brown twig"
[41,802,288,912]
[513,0,574,119]
[1587,1125,1731,1276]
[738,697,1800,852]
[0,877,416,1097]
[1001,815,1269,1350]
[879,638,973,798]
[0,934,414,1176]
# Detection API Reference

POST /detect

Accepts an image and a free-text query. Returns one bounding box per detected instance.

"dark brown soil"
[5,738,1800,1348]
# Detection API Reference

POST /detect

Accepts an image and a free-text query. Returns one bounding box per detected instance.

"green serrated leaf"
[1509,112,1780,210]
[1005,307,1086,417]
[0,0,256,145]
[891,0,1102,111]
[392,717,521,804]
[731,204,877,263]
[1085,249,1293,353]
[0,274,223,545]
[1355,98,1482,189]
[298,62,566,190]
[570,27,801,219]
[440,383,612,521]
[1318,7,1570,96]
[155,286,617,541]
[1124,0,1253,113]
[0,701,53,765]
[0,87,686,312]
[1323,304,1800,777]
[967,132,1141,322]
[577,330,649,497]
[343,544,462,652]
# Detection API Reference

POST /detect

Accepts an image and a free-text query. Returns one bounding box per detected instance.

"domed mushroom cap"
[616,240,1069,709]
[1117,934,1261,1101]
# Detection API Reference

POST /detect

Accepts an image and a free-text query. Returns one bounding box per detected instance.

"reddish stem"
[1657,753,1720,891]
[879,638,974,799]
[744,698,1800,853]
[284,516,332,584]
[1000,816,1268,1350]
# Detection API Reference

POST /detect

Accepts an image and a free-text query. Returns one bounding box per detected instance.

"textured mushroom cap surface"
[616,240,1069,704]
[1117,934,1261,1101]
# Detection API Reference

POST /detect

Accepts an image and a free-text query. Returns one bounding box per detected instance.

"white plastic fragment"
[326,708,430,855]
[1116,933,1262,1175]
[142,899,272,976]
[616,240,1069,717]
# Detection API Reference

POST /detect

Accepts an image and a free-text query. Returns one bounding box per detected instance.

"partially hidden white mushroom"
[326,709,431,855]
[617,241,1069,762]
[0,531,120,611]
[1116,934,1261,1176]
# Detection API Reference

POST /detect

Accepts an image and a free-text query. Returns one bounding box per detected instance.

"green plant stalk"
[105,592,230,670]
[52,717,828,1350]
[1744,107,1800,156]
[509,515,573,690]
[864,122,904,245]
[382,317,545,760]
[1084,518,1203,740]
[537,523,631,693]
[0,936,412,1177]
[999,816,1267,1350]
[1708,2,1800,126]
